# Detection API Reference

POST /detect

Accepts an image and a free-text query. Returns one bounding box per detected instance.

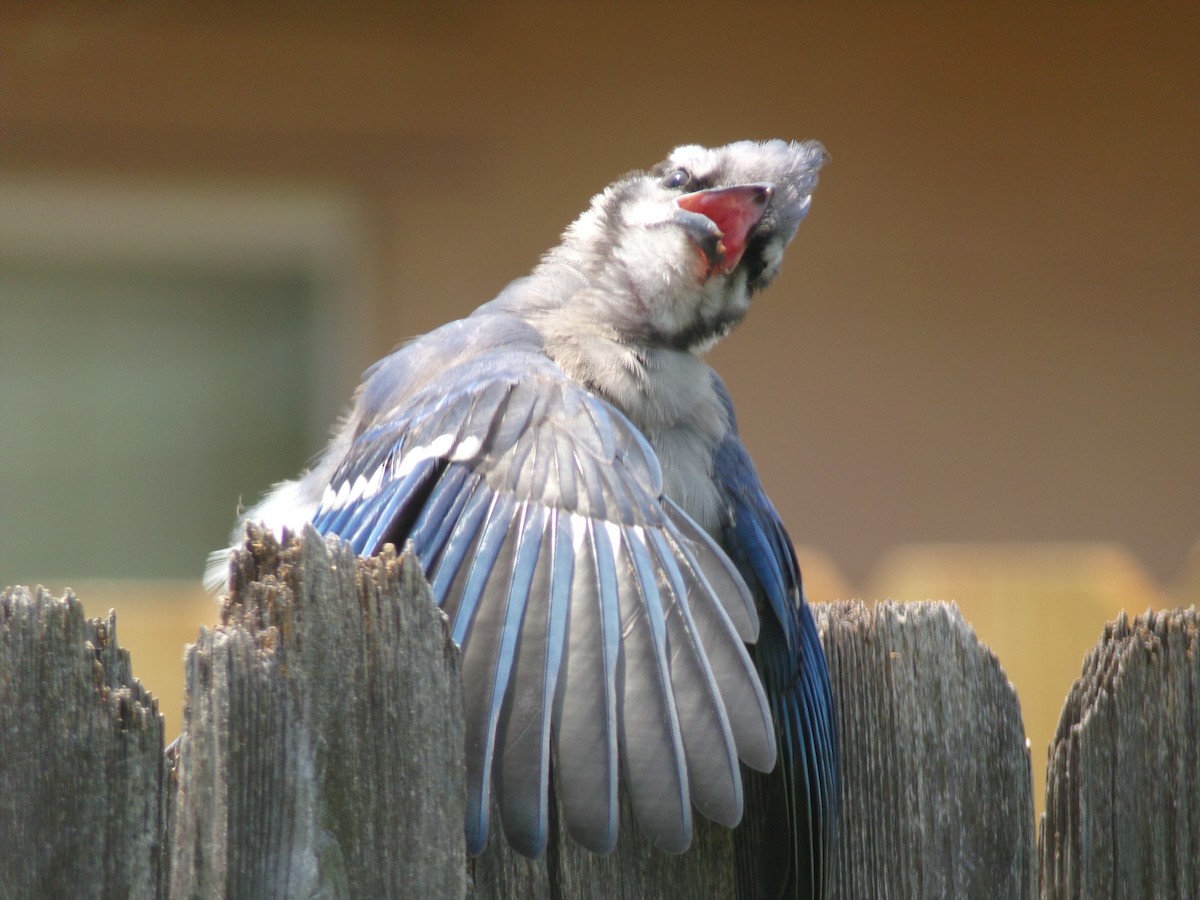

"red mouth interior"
[676,184,771,273]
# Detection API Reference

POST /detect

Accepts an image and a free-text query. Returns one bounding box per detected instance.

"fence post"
[168,526,466,898]
[32,546,1199,897]
[0,586,166,898]
[1040,607,1200,899]
[818,600,1037,899]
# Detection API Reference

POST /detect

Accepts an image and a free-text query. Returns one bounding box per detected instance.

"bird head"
[655,139,827,294]
[545,139,827,354]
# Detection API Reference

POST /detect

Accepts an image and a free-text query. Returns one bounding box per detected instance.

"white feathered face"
[554,139,825,354]
[655,139,827,295]
[605,177,768,352]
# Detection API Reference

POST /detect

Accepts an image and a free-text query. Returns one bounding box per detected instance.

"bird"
[207,139,838,898]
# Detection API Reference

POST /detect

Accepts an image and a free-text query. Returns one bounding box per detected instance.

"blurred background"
[2,3,1197,817]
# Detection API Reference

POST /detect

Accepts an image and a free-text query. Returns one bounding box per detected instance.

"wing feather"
[651,527,776,773]
[714,423,838,900]
[405,463,473,565]
[303,347,778,860]
[663,498,758,641]
[495,507,570,857]
[552,517,620,853]
[451,493,518,646]
[613,524,690,853]
[459,495,525,855]
[427,477,493,624]
[642,528,742,827]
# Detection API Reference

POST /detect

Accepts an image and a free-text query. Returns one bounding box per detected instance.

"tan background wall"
[7,2,1195,586]
[3,2,1197,815]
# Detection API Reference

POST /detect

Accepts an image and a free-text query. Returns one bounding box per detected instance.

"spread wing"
[310,349,775,858]
[712,392,839,900]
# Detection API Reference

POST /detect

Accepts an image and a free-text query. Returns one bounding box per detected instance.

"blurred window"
[0,181,365,586]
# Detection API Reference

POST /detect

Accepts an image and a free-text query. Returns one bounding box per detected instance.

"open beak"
[674,183,773,276]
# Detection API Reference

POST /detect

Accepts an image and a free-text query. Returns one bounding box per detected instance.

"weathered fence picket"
[2,530,1196,898]
[819,600,1037,899]
[1041,607,1200,900]
[0,587,165,899]
[169,529,465,898]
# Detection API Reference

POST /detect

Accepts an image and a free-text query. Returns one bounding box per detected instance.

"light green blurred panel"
[1,263,316,583]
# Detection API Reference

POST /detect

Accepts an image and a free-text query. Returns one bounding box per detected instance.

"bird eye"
[662,168,691,190]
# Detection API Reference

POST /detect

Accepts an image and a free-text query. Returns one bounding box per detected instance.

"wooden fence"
[1,528,1196,898]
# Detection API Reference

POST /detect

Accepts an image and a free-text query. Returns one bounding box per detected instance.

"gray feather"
[552,518,620,853]
[612,525,691,853]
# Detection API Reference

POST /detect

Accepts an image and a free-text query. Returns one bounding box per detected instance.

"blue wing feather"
[355,460,441,554]
[483,503,544,853]
[452,493,517,647]
[428,478,493,610]
[551,432,578,510]
[711,372,837,900]
[544,512,574,700]
[730,505,795,650]
[495,507,573,857]
[405,463,473,564]
[552,518,620,853]
[459,492,539,855]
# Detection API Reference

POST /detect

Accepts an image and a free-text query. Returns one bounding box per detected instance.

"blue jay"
[208,139,837,898]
